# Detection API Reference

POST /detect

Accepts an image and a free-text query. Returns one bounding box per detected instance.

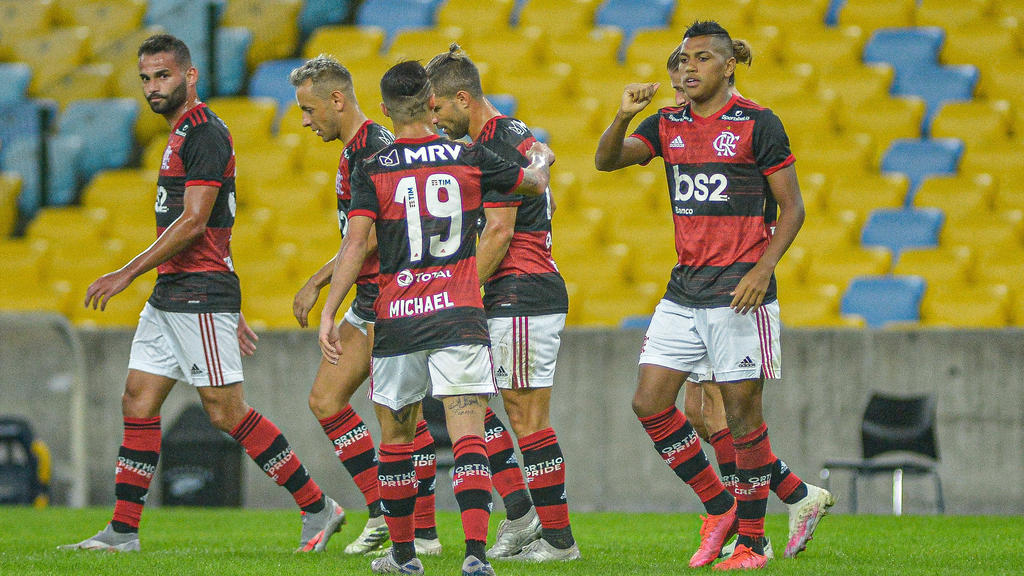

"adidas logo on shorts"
[738,356,756,369]
[190,364,204,376]
[495,366,509,379]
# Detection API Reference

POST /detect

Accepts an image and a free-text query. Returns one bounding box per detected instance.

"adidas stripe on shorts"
[639,299,781,382]
[487,314,565,390]
[128,302,244,387]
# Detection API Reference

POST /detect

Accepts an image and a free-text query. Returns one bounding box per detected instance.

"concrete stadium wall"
[2,315,1022,516]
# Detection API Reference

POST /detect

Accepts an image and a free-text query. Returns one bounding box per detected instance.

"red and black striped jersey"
[476,115,568,318]
[150,103,240,313]
[349,134,524,357]
[630,94,794,308]
[336,120,394,316]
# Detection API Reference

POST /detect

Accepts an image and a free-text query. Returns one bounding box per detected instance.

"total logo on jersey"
[396,268,453,287]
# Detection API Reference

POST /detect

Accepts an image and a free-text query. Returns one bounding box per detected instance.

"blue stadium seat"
[3,134,84,216]
[0,101,48,165]
[300,0,350,40]
[488,94,517,117]
[215,27,252,97]
[146,0,216,99]
[880,138,963,200]
[531,126,549,143]
[57,99,139,182]
[841,275,925,328]
[595,0,674,60]
[863,28,944,77]
[356,0,440,48]
[0,63,32,105]
[249,58,307,119]
[825,0,847,25]
[861,208,944,259]
[892,65,978,131]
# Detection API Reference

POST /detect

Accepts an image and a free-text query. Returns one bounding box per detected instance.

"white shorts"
[343,304,372,336]
[128,302,244,387]
[369,344,497,410]
[488,313,565,390]
[638,299,782,382]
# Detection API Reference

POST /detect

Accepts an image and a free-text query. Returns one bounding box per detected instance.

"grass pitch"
[3,507,1022,575]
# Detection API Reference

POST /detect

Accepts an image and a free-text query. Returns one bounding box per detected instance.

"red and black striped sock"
[412,420,438,540]
[709,427,738,496]
[639,406,732,515]
[378,442,417,563]
[483,407,532,520]
[230,408,324,513]
[452,435,492,560]
[111,416,161,533]
[318,405,382,515]
[519,428,574,548]
[771,456,808,504]
[734,423,773,550]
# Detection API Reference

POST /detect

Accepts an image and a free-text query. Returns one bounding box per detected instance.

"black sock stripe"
[341,448,379,476]
[283,466,312,493]
[527,484,565,507]
[252,435,290,468]
[453,488,491,512]
[114,483,149,504]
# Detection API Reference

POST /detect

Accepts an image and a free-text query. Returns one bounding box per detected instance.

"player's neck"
[468,99,501,141]
[164,93,201,127]
[690,89,732,118]
[393,119,437,140]
[341,111,369,145]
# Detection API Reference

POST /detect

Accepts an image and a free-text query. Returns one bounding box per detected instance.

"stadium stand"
[860,208,944,260]
[355,0,440,49]
[880,138,964,201]
[298,0,349,41]
[214,26,254,97]
[0,64,32,105]
[841,275,926,328]
[57,98,139,184]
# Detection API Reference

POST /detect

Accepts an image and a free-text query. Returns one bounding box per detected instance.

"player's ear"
[185,66,198,90]
[455,90,471,108]
[331,90,346,111]
[381,102,390,118]
[723,56,737,82]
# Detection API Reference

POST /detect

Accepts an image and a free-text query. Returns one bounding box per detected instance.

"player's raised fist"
[528,141,555,167]
[620,82,660,116]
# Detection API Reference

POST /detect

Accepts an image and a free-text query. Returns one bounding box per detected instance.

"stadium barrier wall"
[2,318,1021,515]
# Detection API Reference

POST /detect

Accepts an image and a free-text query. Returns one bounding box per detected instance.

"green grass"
[3,507,1023,575]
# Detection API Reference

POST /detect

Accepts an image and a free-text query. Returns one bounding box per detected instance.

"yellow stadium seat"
[916,0,994,29]
[437,0,514,37]
[671,0,754,34]
[207,96,278,142]
[892,245,974,286]
[233,137,302,196]
[387,26,465,61]
[799,172,830,219]
[80,168,157,214]
[913,172,995,220]
[46,63,114,111]
[519,0,600,39]
[930,99,1013,150]
[550,27,623,70]
[792,210,863,253]
[920,283,1011,328]
[556,242,634,287]
[71,279,151,327]
[781,25,866,71]
[461,26,549,75]
[223,0,301,68]
[993,178,1024,212]
[273,211,341,246]
[941,24,1017,69]
[0,238,49,282]
[940,209,1023,249]
[740,63,817,103]
[819,64,893,109]
[625,29,684,70]
[227,207,274,258]
[777,282,846,327]
[828,173,908,216]
[518,97,602,149]
[805,246,891,287]
[0,1,53,47]
[0,274,73,315]
[46,238,127,289]
[753,0,829,29]
[977,56,1024,102]
[959,145,1024,183]
[26,207,109,244]
[627,241,678,285]
[792,132,876,177]
[304,25,386,61]
[56,0,145,54]
[575,168,661,219]
[15,27,91,95]
[768,94,840,139]
[972,253,1024,293]
[839,0,916,33]
[576,280,662,327]
[775,245,810,287]
[250,172,333,220]
[0,173,21,237]
[553,206,612,248]
[840,97,926,161]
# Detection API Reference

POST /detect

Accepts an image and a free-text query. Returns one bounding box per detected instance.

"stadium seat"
[827,173,908,216]
[973,246,1024,288]
[437,0,514,37]
[792,210,863,254]
[892,65,979,129]
[940,209,1023,250]
[214,26,252,97]
[222,0,302,69]
[820,64,893,109]
[249,58,306,121]
[929,100,1013,148]
[58,0,146,51]
[205,97,278,142]
[552,26,623,69]
[25,206,109,245]
[387,26,465,61]
[488,94,517,117]
[753,0,829,29]
[892,245,973,287]
[940,24,1017,69]
[976,57,1024,102]
[145,0,216,98]
[777,283,855,328]
[740,63,817,104]
[0,173,21,237]
[0,101,51,165]
[794,133,876,178]
[80,169,158,215]
[3,134,84,215]
[299,0,349,40]
[920,283,1011,328]
[838,0,916,33]
[669,0,754,34]
[781,25,866,70]
[303,26,387,61]
[880,138,964,200]
[805,246,891,289]
[46,64,114,112]
[57,98,139,183]
[915,0,991,29]
[460,27,548,77]
[577,279,662,327]
[0,0,53,42]
[912,172,995,221]
[862,27,944,77]
[860,208,944,259]
[518,0,600,39]
[356,0,439,48]
[839,97,926,162]
[14,27,92,95]
[821,392,943,514]
[769,95,841,139]
[595,0,674,57]
[960,145,1024,187]
[840,275,925,328]
[0,63,32,105]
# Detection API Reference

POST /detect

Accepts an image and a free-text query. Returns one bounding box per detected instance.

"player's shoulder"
[177,105,229,142]
[725,97,779,122]
[363,121,395,149]
[655,105,691,122]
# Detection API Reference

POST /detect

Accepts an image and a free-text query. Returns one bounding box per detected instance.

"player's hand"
[620,82,660,117]
[730,263,773,315]
[318,316,341,365]
[293,280,320,328]
[528,141,555,166]
[84,269,132,311]
[237,312,259,356]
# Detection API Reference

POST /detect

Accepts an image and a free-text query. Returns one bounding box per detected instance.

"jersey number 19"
[394,173,463,263]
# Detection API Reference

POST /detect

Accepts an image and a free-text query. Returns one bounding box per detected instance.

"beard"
[147,79,187,114]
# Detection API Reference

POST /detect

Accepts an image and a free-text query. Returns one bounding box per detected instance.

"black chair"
[820,392,944,515]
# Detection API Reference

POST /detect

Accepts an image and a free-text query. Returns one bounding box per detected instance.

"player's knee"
[121,388,157,419]
[204,404,244,433]
[308,390,342,420]
[631,393,661,418]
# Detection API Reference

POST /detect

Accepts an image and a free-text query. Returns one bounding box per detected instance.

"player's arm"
[513,141,554,196]
[85,184,217,310]
[595,82,660,171]
[318,214,373,364]
[730,164,805,314]
[294,222,380,327]
[477,206,517,285]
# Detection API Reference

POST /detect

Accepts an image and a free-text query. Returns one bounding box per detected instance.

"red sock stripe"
[519,428,570,530]
[292,478,324,509]
[689,467,727,504]
[484,411,526,498]
[776,470,802,502]
[709,428,736,467]
[638,405,686,442]
[112,501,144,528]
[228,408,261,444]
[199,313,225,386]
[378,443,417,544]
[123,417,161,451]
[318,405,358,434]
[452,435,491,543]
[319,405,379,506]
[734,424,772,539]
[413,421,437,530]
[518,428,558,452]
[755,307,776,379]
[452,436,488,464]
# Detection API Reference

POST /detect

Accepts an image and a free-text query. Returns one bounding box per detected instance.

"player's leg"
[635,300,736,568]
[430,344,499,576]
[410,403,442,555]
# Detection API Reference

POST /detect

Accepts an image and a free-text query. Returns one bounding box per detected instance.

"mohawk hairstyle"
[683,20,735,59]
[138,34,191,69]
[380,60,433,122]
[424,43,484,99]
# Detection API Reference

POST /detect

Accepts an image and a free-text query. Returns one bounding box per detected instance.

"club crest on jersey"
[379,148,400,166]
[713,130,740,157]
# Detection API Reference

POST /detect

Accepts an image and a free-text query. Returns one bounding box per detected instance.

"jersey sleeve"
[478,133,525,209]
[180,122,231,187]
[753,109,796,176]
[473,144,525,198]
[628,112,662,161]
[348,161,379,220]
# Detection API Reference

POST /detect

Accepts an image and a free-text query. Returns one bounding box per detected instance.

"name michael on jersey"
[388,291,455,318]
